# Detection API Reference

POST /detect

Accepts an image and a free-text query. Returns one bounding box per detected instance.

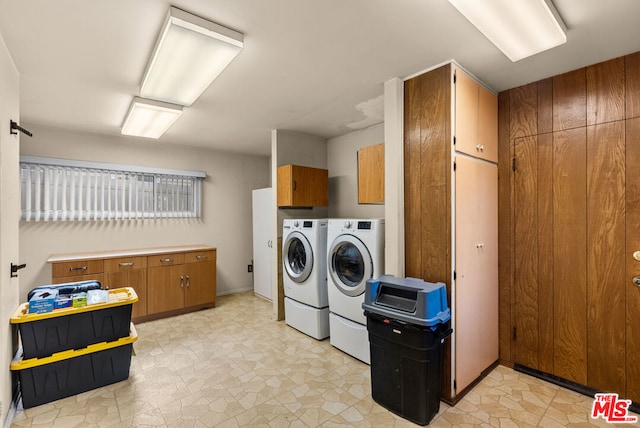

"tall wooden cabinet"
[404,62,498,402]
[500,52,640,404]
[48,245,216,323]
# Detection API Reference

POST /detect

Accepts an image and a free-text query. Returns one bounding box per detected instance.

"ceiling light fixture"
[121,97,183,139]
[446,0,567,62]
[140,6,244,106]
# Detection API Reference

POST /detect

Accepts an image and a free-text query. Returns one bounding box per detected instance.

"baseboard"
[514,364,640,414]
[217,286,253,296]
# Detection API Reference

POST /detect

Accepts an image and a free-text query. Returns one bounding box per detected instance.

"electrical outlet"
[248,264,253,273]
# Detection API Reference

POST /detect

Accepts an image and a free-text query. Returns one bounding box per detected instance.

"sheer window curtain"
[20,159,203,221]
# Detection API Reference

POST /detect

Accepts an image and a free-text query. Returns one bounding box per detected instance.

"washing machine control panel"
[344,221,352,228]
[357,221,372,230]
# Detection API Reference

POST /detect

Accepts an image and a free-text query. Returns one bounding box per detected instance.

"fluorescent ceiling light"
[140,7,243,106]
[447,0,567,62]
[121,97,183,139]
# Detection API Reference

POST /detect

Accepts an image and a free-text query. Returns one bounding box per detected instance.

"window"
[20,156,205,221]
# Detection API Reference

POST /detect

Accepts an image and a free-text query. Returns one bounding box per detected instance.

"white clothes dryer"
[282,219,329,339]
[327,218,384,363]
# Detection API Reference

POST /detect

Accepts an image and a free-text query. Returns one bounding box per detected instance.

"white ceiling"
[1,0,640,156]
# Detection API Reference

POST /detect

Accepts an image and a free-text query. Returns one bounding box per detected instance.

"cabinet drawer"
[53,273,104,285]
[185,250,216,264]
[52,260,103,279]
[104,256,147,272]
[147,253,184,268]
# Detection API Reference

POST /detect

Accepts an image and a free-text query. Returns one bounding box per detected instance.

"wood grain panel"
[404,77,423,278]
[537,133,554,374]
[626,117,640,402]
[587,57,625,125]
[538,78,553,135]
[52,273,104,285]
[553,68,586,131]
[510,83,537,140]
[498,90,512,364]
[626,52,640,119]
[419,65,451,286]
[185,260,216,307]
[357,143,385,204]
[553,127,587,384]
[404,64,453,400]
[513,136,539,369]
[586,121,625,393]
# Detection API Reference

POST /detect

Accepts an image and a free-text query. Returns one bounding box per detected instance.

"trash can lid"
[362,275,450,326]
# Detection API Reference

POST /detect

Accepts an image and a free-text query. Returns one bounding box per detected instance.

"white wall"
[270,130,328,319]
[0,31,20,427]
[19,124,270,300]
[327,123,385,219]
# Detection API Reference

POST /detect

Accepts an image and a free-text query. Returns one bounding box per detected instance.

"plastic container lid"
[11,287,138,324]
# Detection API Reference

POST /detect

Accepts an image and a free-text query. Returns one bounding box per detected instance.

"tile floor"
[10,291,640,427]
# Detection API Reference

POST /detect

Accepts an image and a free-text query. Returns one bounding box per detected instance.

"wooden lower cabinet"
[148,264,185,314]
[103,256,148,319]
[48,245,216,323]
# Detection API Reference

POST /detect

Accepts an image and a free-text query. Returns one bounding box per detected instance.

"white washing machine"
[327,218,384,364]
[282,219,329,340]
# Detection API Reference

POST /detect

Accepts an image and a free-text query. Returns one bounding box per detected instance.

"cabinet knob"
[633,251,640,261]
[180,276,184,288]
[633,276,640,287]
[476,144,481,151]
[186,275,190,287]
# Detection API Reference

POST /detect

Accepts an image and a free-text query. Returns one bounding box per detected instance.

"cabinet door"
[148,265,184,313]
[478,86,498,162]
[253,188,273,300]
[357,143,385,204]
[185,261,216,307]
[455,69,498,163]
[454,156,498,393]
[277,165,328,207]
[104,270,148,318]
[455,69,479,158]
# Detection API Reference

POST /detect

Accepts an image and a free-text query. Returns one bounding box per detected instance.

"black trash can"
[363,275,452,426]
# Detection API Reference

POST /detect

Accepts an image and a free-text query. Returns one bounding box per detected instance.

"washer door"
[328,234,372,297]
[283,231,313,284]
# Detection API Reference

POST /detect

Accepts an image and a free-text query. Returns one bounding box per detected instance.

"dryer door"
[328,234,372,297]
[283,231,314,284]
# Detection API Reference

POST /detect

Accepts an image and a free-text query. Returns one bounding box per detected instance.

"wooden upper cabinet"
[357,143,384,204]
[277,164,328,207]
[455,68,498,163]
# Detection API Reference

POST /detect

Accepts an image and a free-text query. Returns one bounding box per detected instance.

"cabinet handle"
[160,258,172,263]
[293,181,297,191]
[480,145,485,152]
[476,144,481,151]
[476,243,485,248]
[69,266,87,272]
[118,262,134,267]
[186,275,190,287]
[196,255,207,259]
[180,276,184,288]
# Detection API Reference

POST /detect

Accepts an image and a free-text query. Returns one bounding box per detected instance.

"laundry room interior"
[1,1,640,427]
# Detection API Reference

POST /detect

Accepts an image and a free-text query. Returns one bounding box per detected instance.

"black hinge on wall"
[453,161,457,171]
[453,379,457,391]
[453,270,456,280]
[453,72,457,84]
[512,157,517,171]
[513,326,517,340]
[453,136,456,145]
